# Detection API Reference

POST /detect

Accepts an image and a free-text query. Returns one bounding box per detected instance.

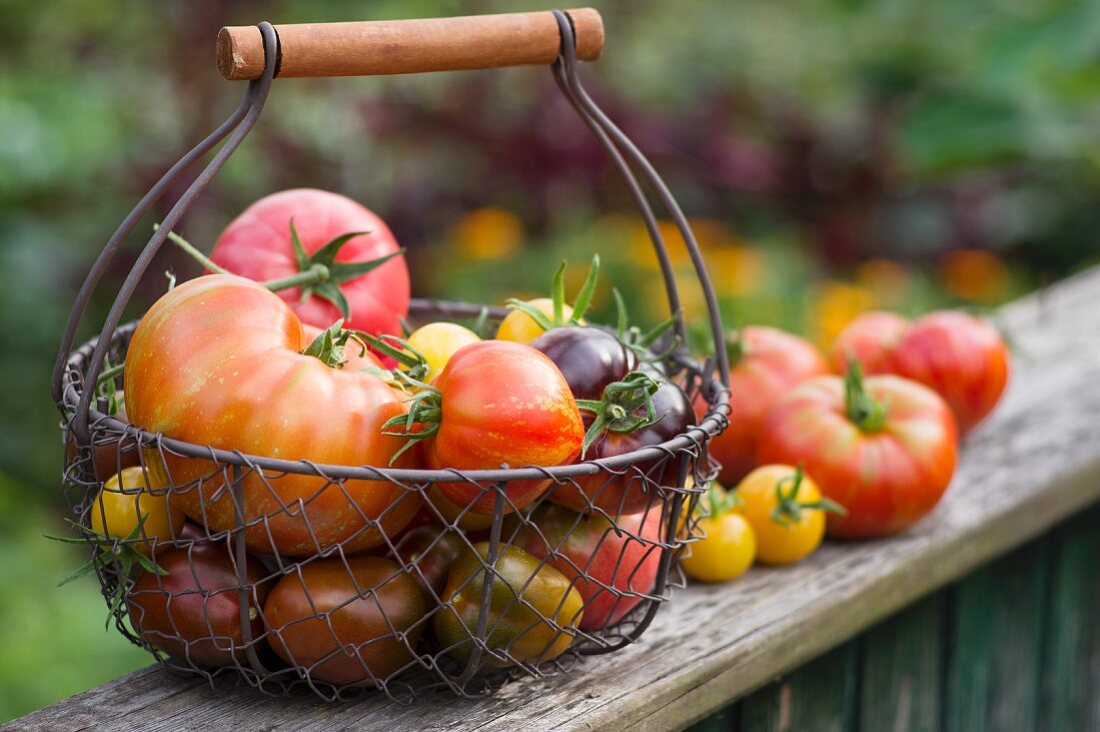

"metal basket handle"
[54,9,730,448]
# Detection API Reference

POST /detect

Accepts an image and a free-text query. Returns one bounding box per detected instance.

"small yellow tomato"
[496,298,574,344]
[89,466,185,554]
[405,322,481,382]
[736,465,836,566]
[681,484,756,583]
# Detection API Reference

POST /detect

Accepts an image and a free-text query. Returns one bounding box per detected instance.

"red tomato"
[508,504,662,631]
[828,311,909,374]
[125,275,421,557]
[694,327,828,486]
[411,340,584,514]
[890,312,1010,433]
[757,368,958,538]
[211,189,410,336]
[830,311,1010,433]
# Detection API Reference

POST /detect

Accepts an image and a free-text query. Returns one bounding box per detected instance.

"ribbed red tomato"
[124,275,420,557]
[400,340,584,514]
[757,367,958,538]
[210,188,409,336]
[508,504,662,631]
[830,311,1010,433]
[694,327,828,485]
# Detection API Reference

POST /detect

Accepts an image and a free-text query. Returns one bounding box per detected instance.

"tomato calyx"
[161,222,405,321]
[301,319,375,369]
[769,465,846,528]
[358,332,432,383]
[506,255,600,331]
[575,370,665,458]
[844,359,889,432]
[380,378,443,463]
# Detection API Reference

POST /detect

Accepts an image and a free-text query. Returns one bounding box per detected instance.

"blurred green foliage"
[2,0,1099,722]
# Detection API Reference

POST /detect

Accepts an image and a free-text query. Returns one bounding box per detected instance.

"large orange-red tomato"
[830,311,1010,434]
[757,372,958,538]
[694,327,828,486]
[210,188,410,336]
[828,311,909,374]
[508,504,663,631]
[423,340,584,514]
[124,275,421,557]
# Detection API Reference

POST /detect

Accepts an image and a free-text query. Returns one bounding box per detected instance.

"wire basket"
[52,10,732,702]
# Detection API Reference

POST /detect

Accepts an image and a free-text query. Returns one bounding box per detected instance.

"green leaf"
[551,260,567,324]
[327,249,404,282]
[505,299,555,332]
[56,560,97,588]
[313,281,352,320]
[613,288,628,337]
[309,230,371,269]
[570,254,601,322]
[289,219,311,273]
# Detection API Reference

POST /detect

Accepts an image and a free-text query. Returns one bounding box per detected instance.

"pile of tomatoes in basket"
[72,188,703,682]
[681,309,1010,583]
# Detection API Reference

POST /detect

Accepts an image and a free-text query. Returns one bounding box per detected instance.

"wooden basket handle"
[217,9,603,81]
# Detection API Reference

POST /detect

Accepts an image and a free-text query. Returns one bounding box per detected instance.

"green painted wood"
[1038,504,1100,731]
[942,540,1050,732]
[858,593,944,732]
[738,644,858,732]
[685,705,738,732]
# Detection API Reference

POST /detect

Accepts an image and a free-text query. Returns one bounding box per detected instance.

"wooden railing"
[10,266,1100,732]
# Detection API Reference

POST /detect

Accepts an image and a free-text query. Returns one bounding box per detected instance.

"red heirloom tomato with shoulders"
[507,503,662,631]
[210,188,410,336]
[829,310,1010,434]
[694,327,829,486]
[757,364,958,538]
[389,340,584,514]
[124,275,421,557]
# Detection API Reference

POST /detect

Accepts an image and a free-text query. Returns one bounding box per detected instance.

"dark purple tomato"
[393,526,466,598]
[530,326,637,400]
[552,377,694,515]
[127,544,269,667]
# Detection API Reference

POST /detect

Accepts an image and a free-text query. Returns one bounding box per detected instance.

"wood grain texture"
[858,594,944,732]
[8,267,1100,732]
[1038,505,1100,731]
[217,9,604,81]
[942,542,1049,731]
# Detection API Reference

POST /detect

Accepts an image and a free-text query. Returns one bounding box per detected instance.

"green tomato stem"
[844,358,889,432]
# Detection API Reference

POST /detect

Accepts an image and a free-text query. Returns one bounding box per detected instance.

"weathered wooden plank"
[1038,505,1100,732]
[739,644,858,732]
[8,267,1100,732]
[858,593,944,732]
[942,541,1049,732]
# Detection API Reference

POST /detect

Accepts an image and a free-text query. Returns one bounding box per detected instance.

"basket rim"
[62,301,731,485]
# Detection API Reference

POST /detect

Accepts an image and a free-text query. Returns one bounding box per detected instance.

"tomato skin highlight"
[427,340,584,514]
[125,275,421,557]
[264,557,426,684]
[507,504,662,630]
[695,327,829,486]
[757,375,958,538]
[127,544,269,667]
[211,188,409,336]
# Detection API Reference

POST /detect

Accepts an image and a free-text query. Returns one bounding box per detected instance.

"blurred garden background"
[3,0,1100,721]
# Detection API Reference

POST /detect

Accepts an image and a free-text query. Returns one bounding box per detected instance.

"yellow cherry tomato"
[405,322,481,382]
[89,466,185,554]
[496,298,575,344]
[736,464,836,565]
[681,484,756,583]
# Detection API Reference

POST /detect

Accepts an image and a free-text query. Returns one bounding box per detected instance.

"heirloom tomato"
[551,373,693,514]
[757,364,957,538]
[89,466,185,554]
[829,310,1010,433]
[680,483,755,583]
[695,327,828,486]
[531,326,638,400]
[508,504,662,630]
[404,322,480,383]
[125,275,420,557]
[735,465,839,565]
[265,557,426,684]
[394,526,466,597]
[127,544,269,667]
[434,543,583,666]
[496,298,574,344]
[210,188,409,336]
[496,256,599,344]
[391,340,584,514]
